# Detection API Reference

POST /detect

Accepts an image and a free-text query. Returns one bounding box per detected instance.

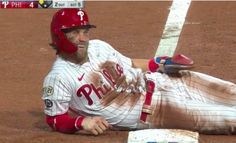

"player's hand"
[81,116,110,135]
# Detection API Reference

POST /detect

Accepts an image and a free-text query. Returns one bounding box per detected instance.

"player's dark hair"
[49,43,59,55]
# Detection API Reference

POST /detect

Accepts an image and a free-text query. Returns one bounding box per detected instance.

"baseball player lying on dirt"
[42,8,236,135]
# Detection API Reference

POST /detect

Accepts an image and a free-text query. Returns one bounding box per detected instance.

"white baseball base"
[128,129,199,143]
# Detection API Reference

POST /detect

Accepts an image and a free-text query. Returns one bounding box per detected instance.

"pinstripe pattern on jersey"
[42,40,146,128]
[145,71,236,134]
[42,40,236,132]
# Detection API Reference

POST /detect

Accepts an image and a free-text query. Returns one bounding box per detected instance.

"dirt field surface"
[0,1,236,143]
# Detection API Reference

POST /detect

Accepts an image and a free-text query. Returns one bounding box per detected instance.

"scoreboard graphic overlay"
[0,0,84,8]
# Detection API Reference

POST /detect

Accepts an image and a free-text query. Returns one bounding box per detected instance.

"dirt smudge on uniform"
[208,82,235,95]
[98,61,143,108]
[87,72,102,86]
[101,90,143,110]
[100,61,123,85]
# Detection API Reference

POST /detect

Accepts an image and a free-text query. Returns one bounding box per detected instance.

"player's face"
[65,28,90,62]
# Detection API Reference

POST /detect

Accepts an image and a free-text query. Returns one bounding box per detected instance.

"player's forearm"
[132,59,149,71]
[46,112,85,134]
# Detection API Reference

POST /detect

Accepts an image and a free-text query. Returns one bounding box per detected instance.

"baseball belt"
[140,80,155,122]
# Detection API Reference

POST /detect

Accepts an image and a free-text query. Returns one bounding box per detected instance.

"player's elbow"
[45,114,78,134]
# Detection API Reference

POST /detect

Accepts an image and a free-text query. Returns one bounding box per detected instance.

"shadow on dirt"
[28,110,50,132]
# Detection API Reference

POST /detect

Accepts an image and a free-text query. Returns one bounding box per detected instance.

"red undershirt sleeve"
[45,112,85,134]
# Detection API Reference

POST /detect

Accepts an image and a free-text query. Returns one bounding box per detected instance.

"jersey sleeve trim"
[75,116,85,130]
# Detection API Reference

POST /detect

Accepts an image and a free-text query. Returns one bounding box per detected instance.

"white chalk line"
[155,0,192,57]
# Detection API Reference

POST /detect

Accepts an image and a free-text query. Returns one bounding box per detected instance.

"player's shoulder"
[89,39,114,49]
[43,58,69,83]
[43,70,64,85]
[89,39,109,45]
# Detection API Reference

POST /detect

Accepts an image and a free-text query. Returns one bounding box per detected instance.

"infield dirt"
[0,1,236,143]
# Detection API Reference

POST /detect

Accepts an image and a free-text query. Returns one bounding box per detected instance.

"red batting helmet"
[50,8,96,54]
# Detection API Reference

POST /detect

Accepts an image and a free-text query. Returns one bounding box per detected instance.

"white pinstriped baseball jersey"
[42,39,236,133]
[42,39,146,128]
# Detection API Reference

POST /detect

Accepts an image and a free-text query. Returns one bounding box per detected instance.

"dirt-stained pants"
[143,71,236,134]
